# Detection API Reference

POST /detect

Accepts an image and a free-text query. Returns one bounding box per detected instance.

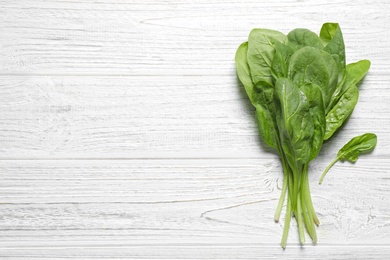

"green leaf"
[324,85,359,140]
[274,78,313,167]
[299,83,326,161]
[235,43,279,150]
[327,60,371,112]
[343,60,371,92]
[319,23,338,43]
[338,133,377,162]
[236,43,280,150]
[271,41,294,80]
[319,133,377,184]
[255,104,279,149]
[247,29,287,86]
[288,47,330,105]
[287,28,324,51]
[254,81,279,147]
[320,23,346,72]
[235,42,256,104]
[253,80,275,108]
[320,50,339,106]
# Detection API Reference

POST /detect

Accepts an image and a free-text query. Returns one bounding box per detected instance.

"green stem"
[291,166,299,212]
[288,170,294,213]
[281,194,292,249]
[296,195,305,244]
[303,165,320,226]
[319,156,340,184]
[274,154,289,222]
[301,190,315,241]
[274,174,288,222]
[300,173,317,243]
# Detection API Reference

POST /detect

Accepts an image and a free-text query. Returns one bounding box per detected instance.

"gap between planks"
[0,73,231,77]
[0,72,390,77]
[0,157,275,161]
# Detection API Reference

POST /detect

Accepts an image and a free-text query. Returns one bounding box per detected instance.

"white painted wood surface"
[0,0,389,259]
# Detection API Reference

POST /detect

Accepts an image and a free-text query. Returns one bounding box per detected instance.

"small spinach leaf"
[319,133,377,184]
[337,133,377,162]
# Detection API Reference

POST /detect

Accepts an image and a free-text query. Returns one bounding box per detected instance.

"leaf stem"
[274,175,288,222]
[281,194,292,249]
[319,156,340,184]
[291,166,299,212]
[303,164,320,226]
[297,195,305,244]
[274,155,289,222]
[300,171,317,243]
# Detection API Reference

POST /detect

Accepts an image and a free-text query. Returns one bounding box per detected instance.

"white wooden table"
[1,0,389,259]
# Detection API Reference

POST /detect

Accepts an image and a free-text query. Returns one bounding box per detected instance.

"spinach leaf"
[324,85,359,140]
[255,104,279,149]
[320,23,346,73]
[287,28,324,51]
[327,60,371,112]
[274,78,313,167]
[319,133,377,184]
[337,133,377,162]
[236,43,279,149]
[271,41,294,79]
[253,80,276,114]
[344,60,371,87]
[235,42,256,104]
[254,82,280,149]
[299,83,326,161]
[247,29,287,86]
[288,47,330,105]
[320,50,339,106]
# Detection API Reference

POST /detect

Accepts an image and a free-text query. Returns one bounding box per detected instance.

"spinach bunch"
[235,23,372,248]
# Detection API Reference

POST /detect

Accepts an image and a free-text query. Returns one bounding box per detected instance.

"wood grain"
[0,0,389,75]
[0,159,389,259]
[0,75,388,159]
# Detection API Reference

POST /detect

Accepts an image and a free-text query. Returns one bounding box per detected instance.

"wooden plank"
[0,159,389,259]
[0,246,389,260]
[0,0,389,75]
[0,75,387,158]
